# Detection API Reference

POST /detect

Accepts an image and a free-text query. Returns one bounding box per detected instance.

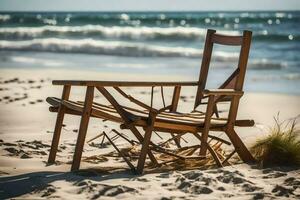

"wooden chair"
[46,29,256,174]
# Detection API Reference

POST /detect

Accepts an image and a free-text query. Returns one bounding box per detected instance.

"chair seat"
[47,97,253,133]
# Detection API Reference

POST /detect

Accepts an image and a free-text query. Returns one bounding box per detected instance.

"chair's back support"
[194,29,252,109]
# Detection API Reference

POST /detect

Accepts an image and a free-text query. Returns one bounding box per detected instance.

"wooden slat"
[53,80,198,87]
[211,33,243,46]
[203,89,244,96]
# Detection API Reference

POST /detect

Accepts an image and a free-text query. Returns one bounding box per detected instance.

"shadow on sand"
[0,168,135,199]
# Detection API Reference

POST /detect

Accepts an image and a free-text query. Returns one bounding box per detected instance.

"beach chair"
[46,29,256,174]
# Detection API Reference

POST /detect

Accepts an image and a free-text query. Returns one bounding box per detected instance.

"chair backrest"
[194,29,252,109]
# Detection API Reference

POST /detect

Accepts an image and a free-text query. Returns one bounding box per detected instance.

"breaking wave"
[0,38,240,60]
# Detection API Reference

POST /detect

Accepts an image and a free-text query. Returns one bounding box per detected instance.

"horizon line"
[0,9,300,13]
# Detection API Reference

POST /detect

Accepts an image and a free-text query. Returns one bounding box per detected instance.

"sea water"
[0,11,299,94]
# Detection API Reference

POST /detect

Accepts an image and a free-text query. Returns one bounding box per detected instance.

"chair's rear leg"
[48,85,71,164]
[225,128,256,163]
[71,86,94,171]
[136,113,156,174]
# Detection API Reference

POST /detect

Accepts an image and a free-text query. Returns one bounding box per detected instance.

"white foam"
[0,38,240,60]
[10,56,65,67]
[0,25,240,40]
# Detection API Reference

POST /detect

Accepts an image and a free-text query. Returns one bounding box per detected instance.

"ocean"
[0,11,299,94]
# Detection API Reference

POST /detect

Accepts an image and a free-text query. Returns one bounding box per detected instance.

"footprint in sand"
[0,87,9,91]
[2,142,17,147]
[242,183,262,192]
[182,171,203,180]
[27,80,35,84]
[216,170,248,184]
[217,186,226,191]
[75,180,138,198]
[262,171,287,179]
[272,185,295,197]
[2,140,50,159]
[3,78,19,84]
[175,174,214,195]
[284,177,300,188]
[34,185,57,198]
[252,193,265,200]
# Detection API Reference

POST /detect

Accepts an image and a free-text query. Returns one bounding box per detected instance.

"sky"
[0,0,300,12]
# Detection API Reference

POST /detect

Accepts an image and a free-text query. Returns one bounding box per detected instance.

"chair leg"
[225,128,256,163]
[71,86,94,171]
[136,113,156,174]
[136,128,153,174]
[199,95,215,156]
[48,85,71,164]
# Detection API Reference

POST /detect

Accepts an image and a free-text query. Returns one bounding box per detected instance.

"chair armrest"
[52,80,198,87]
[203,89,244,96]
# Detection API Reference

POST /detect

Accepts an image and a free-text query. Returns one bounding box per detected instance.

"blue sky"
[0,0,300,11]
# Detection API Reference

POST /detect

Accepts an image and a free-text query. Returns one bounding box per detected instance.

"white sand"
[0,68,299,199]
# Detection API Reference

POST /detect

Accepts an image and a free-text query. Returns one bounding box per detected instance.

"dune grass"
[251,115,300,167]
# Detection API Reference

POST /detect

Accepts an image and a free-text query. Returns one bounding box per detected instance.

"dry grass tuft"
[251,114,300,167]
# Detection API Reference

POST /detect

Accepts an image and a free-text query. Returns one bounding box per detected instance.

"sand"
[0,68,299,199]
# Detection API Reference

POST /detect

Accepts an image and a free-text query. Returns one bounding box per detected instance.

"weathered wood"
[236,31,252,91]
[71,86,94,171]
[46,29,256,173]
[137,112,156,174]
[225,128,256,163]
[53,80,198,87]
[96,86,158,166]
[211,34,243,46]
[170,86,181,112]
[160,86,166,107]
[199,95,215,156]
[170,86,182,147]
[48,85,71,164]
[103,131,136,172]
[86,132,104,143]
[114,87,154,111]
[194,29,216,109]
[111,129,137,145]
[203,89,244,96]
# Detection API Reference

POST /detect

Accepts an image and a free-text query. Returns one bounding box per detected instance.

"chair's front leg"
[199,95,215,156]
[136,112,157,174]
[71,86,94,171]
[48,85,71,164]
